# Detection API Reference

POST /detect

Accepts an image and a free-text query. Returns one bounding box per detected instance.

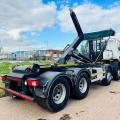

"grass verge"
[0,80,5,97]
[0,61,53,96]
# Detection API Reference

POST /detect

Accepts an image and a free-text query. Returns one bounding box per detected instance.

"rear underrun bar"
[0,87,34,102]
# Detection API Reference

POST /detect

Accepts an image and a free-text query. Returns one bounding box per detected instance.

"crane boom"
[57,9,115,64]
[57,9,84,64]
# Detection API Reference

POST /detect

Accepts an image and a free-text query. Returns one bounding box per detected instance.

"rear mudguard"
[66,67,91,84]
[35,71,72,98]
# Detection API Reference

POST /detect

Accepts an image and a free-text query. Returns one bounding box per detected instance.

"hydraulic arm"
[57,9,115,64]
[57,9,84,64]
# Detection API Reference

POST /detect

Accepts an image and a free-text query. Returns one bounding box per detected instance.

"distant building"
[0,49,63,61]
[36,50,46,56]
[36,50,46,60]
[14,51,34,60]
[12,50,47,60]
[8,53,16,60]
[46,50,63,61]
[0,52,10,60]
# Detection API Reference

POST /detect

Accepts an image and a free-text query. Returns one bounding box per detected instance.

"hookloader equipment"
[0,9,120,112]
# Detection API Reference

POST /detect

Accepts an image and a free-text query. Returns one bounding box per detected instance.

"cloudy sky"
[0,0,120,52]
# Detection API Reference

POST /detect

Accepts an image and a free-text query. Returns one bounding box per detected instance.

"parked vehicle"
[0,9,120,112]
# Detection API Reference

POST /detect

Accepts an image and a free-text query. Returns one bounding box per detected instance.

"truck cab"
[103,37,120,60]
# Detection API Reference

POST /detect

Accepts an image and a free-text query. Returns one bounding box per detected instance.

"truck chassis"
[0,9,120,112]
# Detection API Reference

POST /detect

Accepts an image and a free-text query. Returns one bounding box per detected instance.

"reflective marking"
[91,72,104,77]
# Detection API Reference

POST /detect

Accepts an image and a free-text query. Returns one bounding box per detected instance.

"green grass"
[0,61,53,75]
[0,80,5,97]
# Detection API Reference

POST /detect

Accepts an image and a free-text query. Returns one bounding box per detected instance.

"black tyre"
[113,68,120,81]
[117,68,120,80]
[72,73,90,99]
[37,77,70,112]
[102,69,113,86]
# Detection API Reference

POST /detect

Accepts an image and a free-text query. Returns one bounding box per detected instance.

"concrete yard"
[0,81,120,120]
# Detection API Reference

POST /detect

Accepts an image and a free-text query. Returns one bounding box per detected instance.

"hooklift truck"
[0,9,120,112]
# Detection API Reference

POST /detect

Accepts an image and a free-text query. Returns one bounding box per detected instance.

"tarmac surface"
[0,81,120,120]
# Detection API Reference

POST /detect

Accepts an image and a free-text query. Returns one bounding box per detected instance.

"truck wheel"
[117,69,120,80]
[72,73,90,99]
[37,77,70,112]
[114,68,120,80]
[102,69,113,86]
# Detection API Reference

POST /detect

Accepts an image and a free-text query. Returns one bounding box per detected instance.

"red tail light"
[27,80,39,87]
[0,75,6,81]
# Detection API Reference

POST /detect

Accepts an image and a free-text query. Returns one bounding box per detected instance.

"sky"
[0,0,120,52]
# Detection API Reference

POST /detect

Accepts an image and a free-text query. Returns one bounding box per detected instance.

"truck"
[0,9,120,112]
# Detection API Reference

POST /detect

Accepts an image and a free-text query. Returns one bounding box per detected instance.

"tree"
[32,53,40,61]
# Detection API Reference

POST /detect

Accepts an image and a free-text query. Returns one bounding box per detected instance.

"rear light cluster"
[27,79,39,87]
[0,75,6,81]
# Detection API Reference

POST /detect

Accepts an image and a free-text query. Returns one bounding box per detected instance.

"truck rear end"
[0,64,74,112]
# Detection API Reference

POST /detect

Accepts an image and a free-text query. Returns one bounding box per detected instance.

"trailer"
[0,9,120,112]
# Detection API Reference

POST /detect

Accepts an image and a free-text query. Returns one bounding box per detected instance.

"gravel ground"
[0,81,120,120]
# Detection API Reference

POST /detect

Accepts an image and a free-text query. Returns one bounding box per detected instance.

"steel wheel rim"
[52,83,66,104]
[79,78,87,93]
